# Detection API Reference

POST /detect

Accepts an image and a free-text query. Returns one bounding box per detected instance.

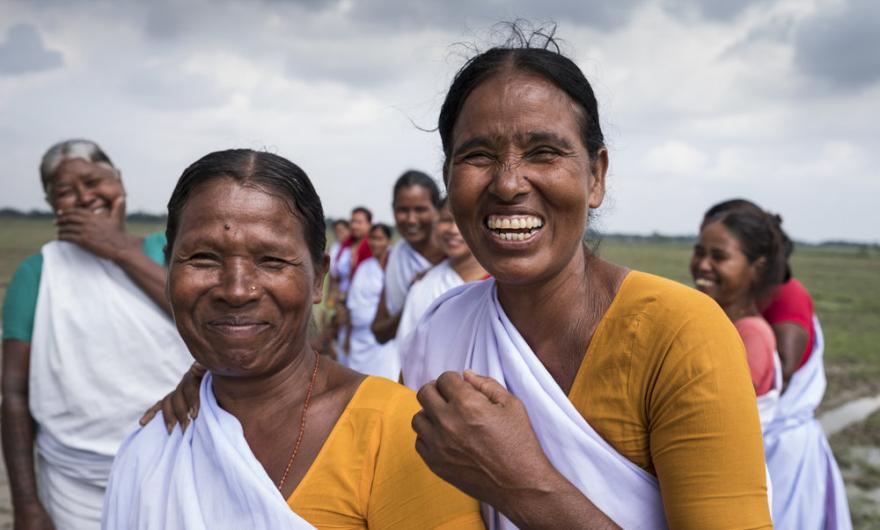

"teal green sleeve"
[142,232,167,266]
[2,254,44,342]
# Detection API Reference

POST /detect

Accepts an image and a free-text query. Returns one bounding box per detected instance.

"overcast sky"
[1,0,877,243]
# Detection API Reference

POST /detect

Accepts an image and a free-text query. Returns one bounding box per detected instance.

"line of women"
[3,25,851,530]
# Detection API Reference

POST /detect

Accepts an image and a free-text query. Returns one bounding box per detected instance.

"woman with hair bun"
[690,200,787,427]
[695,199,851,530]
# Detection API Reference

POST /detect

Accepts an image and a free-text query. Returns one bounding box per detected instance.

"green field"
[2,218,878,407]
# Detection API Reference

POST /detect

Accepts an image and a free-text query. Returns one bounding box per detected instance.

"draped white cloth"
[763,317,852,530]
[757,353,783,430]
[103,373,315,529]
[401,280,667,529]
[30,241,193,529]
[331,244,353,295]
[345,257,400,379]
[396,260,463,346]
[382,239,431,316]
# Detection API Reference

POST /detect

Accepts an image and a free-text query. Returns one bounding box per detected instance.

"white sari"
[395,260,464,346]
[103,374,315,529]
[763,317,852,530]
[382,239,431,316]
[346,257,399,379]
[30,241,192,529]
[402,280,666,529]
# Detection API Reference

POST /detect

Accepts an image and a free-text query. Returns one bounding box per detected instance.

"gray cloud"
[662,0,769,21]
[0,23,63,75]
[793,0,880,89]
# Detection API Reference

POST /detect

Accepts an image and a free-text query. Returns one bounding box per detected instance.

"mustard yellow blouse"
[569,271,772,529]
[287,376,484,529]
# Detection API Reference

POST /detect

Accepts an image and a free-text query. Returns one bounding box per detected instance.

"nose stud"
[250,285,257,292]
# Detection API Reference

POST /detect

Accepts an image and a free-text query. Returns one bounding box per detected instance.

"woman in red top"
[690,201,788,398]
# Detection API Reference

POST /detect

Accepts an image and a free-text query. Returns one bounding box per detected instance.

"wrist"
[112,233,143,263]
[495,462,570,528]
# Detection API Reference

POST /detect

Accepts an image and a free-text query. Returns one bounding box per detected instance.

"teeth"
[487,215,544,230]
[695,278,714,287]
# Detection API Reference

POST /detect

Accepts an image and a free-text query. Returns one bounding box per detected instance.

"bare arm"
[772,322,809,393]
[56,196,170,314]
[1,339,55,529]
[370,288,401,344]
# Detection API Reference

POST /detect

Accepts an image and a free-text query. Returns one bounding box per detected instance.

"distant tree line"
[1,209,876,250]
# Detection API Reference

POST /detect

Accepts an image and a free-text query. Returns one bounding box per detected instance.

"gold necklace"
[277,351,320,491]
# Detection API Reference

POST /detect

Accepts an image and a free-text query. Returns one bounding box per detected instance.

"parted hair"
[165,149,326,267]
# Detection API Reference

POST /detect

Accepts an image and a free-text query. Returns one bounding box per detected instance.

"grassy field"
[2,218,878,406]
[1,218,878,526]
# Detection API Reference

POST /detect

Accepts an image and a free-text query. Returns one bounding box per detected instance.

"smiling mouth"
[206,317,270,337]
[485,214,545,242]
[694,278,716,288]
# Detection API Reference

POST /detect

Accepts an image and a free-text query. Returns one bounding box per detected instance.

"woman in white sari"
[402,27,773,529]
[342,224,399,379]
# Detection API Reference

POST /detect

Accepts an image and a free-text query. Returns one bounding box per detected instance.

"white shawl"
[30,241,192,476]
[401,280,666,529]
[103,373,315,529]
[382,239,431,315]
[396,260,464,346]
[346,257,400,379]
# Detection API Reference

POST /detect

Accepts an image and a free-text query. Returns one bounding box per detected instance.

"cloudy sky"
[1,0,877,243]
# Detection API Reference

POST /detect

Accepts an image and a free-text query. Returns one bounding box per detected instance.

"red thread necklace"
[277,351,320,491]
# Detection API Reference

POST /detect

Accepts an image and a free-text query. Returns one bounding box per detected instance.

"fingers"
[110,195,126,225]
[434,371,475,402]
[139,401,162,426]
[160,394,176,434]
[181,371,203,419]
[463,370,510,405]
[415,381,447,421]
[411,409,434,436]
[170,383,192,431]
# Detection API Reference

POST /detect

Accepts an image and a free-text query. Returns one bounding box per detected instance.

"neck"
[723,299,760,322]
[211,344,317,422]
[449,253,488,282]
[375,250,389,268]
[410,238,445,265]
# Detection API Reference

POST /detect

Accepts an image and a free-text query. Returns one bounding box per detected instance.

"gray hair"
[40,139,115,192]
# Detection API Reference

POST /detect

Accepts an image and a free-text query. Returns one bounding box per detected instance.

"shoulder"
[349,376,420,418]
[141,232,167,266]
[2,253,45,341]
[109,414,175,484]
[613,270,725,327]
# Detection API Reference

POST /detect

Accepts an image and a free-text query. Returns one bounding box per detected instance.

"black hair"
[332,219,350,229]
[702,198,794,282]
[701,199,790,299]
[438,22,604,166]
[370,223,393,239]
[351,206,373,223]
[165,149,326,267]
[392,170,441,208]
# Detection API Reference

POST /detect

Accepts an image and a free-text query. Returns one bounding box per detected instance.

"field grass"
[2,218,878,404]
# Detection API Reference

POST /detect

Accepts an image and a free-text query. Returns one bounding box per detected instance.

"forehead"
[452,71,584,147]
[351,211,369,222]
[176,179,304,242]
[394,185,433,206]
[699,221,741,249]
[51,158,115,184]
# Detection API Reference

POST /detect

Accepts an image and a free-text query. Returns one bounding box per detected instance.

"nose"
[215,258,261,307]
[489,158,530,202]
[73,180,97,208]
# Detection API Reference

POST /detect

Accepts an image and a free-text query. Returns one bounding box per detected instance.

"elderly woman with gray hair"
[1,139,192,530]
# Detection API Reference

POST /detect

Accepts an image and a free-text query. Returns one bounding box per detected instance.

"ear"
[587,148,608,209]
[313,253,331,304]
[750,255,767,283]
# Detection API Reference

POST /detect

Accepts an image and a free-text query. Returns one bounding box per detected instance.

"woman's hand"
[55,196,139,261]
[139,363,206,433]
[14,501,56,530]
[412,370,557,511]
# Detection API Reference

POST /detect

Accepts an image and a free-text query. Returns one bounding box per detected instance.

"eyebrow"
[453,131,576,153]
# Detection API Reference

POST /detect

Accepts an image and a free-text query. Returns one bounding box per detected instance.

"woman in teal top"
[1,139,192,530]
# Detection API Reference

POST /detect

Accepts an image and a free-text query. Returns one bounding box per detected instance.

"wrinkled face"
[393,185,438,246]
[367,228,391,260]
[333,223,351,242]
[690,220,759,309]
[435,203,471,261]
[446,71,606,285]
[46,158,125,216]
[350,211,371,240]
[167,178,325,377]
